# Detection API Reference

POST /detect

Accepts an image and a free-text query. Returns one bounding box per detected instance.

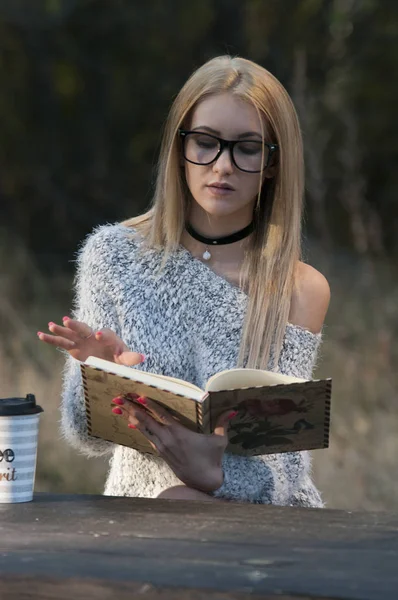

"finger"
[115,350,146,367]
[93,327,122,347]
[62,317,93,339]
[111,404,159,452]
[94,330,142,363]
[112,402,166,441]
[133,405,166,439]
[128,408,171,454]
[37,331,76,351]
[111,401,143,423]
[213,410,238,437]
[130,396,174,426]
[130,420,161,452]
[47,321,78,342]
[111,400,155,428]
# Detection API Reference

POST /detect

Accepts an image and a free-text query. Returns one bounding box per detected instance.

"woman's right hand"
[37,317,144,367]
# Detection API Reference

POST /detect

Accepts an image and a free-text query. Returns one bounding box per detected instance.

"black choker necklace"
[185,221,255,261]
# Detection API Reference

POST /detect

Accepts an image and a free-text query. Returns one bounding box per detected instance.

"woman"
[38,55,330,505]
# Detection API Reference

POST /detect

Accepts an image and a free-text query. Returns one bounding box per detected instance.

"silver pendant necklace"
[185,221,255,261]
[202,247,212,261]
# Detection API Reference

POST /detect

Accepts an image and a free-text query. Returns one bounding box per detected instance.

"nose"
[212,146,234,175]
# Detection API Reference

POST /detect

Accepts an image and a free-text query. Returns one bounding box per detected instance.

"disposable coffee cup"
[0,395,43,503]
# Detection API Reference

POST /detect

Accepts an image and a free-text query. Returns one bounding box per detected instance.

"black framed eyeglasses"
[179,129,278,173]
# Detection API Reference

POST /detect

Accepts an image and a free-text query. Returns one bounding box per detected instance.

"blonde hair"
[123,55,304,370]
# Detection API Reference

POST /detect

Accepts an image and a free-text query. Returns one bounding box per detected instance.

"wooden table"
[0,493,397,599]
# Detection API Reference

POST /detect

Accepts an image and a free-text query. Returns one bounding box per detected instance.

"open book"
[81,357,332,456]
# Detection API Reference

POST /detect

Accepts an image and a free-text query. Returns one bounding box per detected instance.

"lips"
[207,182,235,190]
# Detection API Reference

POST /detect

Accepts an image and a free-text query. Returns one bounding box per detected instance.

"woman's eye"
[237,143,262,155]
[196,137,217,148]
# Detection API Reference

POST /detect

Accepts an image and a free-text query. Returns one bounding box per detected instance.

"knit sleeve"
[60,226,123,457]
[211,325,324,507]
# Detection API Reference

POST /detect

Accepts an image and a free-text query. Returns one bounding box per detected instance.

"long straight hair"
[123,55,304,370]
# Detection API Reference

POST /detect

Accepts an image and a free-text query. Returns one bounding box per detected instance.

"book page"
[205,368,308,392]
[85,356,205,401]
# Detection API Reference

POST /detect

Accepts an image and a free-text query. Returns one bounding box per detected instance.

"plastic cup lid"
[0,394,43,417]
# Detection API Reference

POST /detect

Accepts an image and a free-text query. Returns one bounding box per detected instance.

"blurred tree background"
[1,0,397,510]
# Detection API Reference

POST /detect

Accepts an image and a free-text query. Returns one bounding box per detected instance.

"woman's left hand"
[111,395,237,493]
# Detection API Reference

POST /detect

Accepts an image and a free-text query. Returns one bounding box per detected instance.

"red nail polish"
[96,331,103,338]
[227,410,238,420]
[62,316,70,321]
[139,354,146,362]
[128,424,137,429]
[112,397,125,405]
[37,331,44,337]
[111,407,123,415]
[48,322,54,327]
[136,397,147,405]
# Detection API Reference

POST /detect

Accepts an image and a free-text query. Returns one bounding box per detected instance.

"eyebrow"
[191,125,263,140]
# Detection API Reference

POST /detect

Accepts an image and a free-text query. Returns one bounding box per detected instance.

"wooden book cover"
[81,360,331,456]
[205,379,331,456]
[81,364,201,455]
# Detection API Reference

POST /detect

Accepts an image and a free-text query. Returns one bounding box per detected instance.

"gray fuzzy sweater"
[61,223,324,507]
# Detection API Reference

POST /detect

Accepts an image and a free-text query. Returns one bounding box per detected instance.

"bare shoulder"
[288,262,331,334]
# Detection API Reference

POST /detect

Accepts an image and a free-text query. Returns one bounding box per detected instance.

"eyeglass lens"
[183,132,269,172]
